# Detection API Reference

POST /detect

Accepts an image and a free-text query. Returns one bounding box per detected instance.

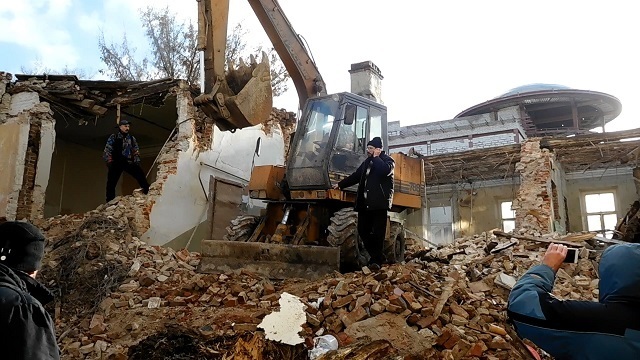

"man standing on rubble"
[103,119,150,202]
[0,221,60,359]
[333,136,394,270]
[507,243,640,359]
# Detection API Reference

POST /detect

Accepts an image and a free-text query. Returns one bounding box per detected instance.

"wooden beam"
[544,128,640,148]
[493,230,584,247]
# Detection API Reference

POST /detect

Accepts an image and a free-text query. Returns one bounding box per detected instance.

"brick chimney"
[349,61,383,103]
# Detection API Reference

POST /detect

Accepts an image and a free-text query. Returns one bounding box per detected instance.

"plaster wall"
[44,140,109,217]
[550,160,569,234]
[423,182,518,243]
[452,184,519,237]
[9,92,39,116]
[565,171,636,233]
[0,119,29,220]
[142,87,287,250]
[31,119,55,218]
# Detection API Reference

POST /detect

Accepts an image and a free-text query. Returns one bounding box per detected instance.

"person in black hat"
[333,136,395,270]
[102,119,150,202]
[0,221,60,359]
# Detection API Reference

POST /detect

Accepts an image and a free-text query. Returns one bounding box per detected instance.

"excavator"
[195,0,426,279]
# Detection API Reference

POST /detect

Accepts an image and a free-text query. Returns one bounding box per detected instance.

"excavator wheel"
[224,215,260,242]
[384,222,406,263]
[327,208,369,271]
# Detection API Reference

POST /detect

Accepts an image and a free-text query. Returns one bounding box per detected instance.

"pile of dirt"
[36,212,605,359]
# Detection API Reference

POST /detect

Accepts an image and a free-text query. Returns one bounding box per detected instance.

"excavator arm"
[247,0,327,108]
[195,0,273,131]
[195,0,327,131]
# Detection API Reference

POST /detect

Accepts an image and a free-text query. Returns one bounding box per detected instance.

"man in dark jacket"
[507,243,640,359]
[103,119,150,202]
[0,221,60,359]
[333,136,394,268]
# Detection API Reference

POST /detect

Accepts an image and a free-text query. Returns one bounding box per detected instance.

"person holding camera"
[507,243,640,359]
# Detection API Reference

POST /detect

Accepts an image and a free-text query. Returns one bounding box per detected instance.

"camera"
[563,248,579,263]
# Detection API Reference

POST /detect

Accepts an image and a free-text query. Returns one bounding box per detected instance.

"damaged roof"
[422,128,640,185]
[10,74,192,122]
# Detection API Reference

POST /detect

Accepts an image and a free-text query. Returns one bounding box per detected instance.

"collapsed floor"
[31,198,620,360]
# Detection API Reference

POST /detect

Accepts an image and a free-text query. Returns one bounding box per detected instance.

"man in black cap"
[103,119,150,202]
[0,221,60,359]
[333,136,395,269]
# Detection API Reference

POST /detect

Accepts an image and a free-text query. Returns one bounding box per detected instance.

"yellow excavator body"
[196,1,426,279]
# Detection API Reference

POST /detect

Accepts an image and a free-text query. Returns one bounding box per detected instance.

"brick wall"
[15,122,40,219]
[512,139,553,233]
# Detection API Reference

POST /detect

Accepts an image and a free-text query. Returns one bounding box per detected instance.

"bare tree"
[20,58,95,78]
[98,32,149,81]
[98,6,289,96]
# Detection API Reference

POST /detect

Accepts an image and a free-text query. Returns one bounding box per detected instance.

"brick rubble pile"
[36,209,600,359]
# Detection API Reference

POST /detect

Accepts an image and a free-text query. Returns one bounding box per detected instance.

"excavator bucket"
[225,58,273,128]
[198,240,339,280]
[195,54,273,132]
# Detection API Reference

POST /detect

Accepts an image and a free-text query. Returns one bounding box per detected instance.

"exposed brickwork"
[193,108,214,152]
[512,139,553,233]
[16,122,40,219]
[262,108,296,159]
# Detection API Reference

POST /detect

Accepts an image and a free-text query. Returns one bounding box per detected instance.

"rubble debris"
[344,312,432,357]
[37,209,607,359]
[316,337,396,360]
[308,335,339,360]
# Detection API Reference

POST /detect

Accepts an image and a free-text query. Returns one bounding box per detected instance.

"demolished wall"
[513,139,553,234]
[565,169,637,233]
[142,82,294,250]
[0,73,56,221]
[1,75,295,251]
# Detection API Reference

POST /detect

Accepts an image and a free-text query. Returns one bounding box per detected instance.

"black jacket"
[0,263,60,360]
[338,152,395,211]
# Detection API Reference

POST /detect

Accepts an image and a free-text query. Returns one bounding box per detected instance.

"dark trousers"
[106,162,150,202]
[358,209,388,265]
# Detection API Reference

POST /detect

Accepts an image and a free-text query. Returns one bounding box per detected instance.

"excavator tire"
[384,222,406,263]
[327,208,369,271]
[224,215,260,242]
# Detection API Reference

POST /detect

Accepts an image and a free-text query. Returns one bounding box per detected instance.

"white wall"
[32,118,55,218]
[142,88,286,248]
[0,118,29,220]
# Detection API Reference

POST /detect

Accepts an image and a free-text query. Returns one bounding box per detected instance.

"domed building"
[455,83,622,137]
[387,83,639,246]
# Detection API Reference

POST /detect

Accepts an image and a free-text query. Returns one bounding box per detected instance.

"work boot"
[368,263,381,271]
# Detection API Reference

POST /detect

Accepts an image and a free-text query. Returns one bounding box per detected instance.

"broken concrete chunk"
[258,292,306,345]
[494,272,516,290]
[468,280,492,293]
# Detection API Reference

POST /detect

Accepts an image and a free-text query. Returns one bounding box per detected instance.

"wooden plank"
[493,230,583,247]
[592,236,628,246]
[209,178,244,240]
[70,99,96,108]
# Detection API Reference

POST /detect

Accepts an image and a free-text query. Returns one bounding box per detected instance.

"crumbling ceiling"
[10,75,195,152]
[422,128,640,185]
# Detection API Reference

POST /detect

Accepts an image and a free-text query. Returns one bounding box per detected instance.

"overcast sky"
[1,0,638,131]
